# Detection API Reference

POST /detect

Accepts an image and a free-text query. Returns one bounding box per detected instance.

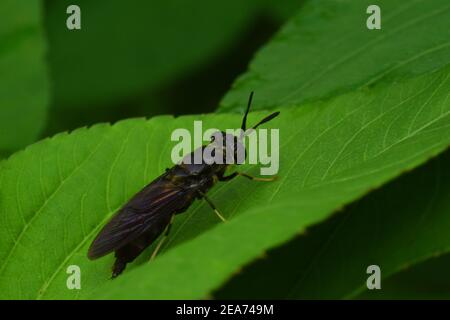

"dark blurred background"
[42,0,305,138]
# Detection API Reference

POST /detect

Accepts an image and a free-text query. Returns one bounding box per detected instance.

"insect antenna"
[250,111,280,130]
[240,91,280,138]
[241,91,254,133]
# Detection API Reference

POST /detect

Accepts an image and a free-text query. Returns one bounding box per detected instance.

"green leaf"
[219,0,450,112]
[0,62,449,299]
[358,253,450,299]
[45,0,257,109]
[214,0,450,298]
[216,150,450,299]
[0,0,50,153]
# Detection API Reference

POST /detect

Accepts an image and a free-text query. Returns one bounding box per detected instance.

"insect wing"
[88,177,193,260]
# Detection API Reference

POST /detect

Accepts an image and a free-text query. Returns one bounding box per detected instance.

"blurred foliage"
[42,0,304,137]
[358,253,450,299]
[0,1,49,154]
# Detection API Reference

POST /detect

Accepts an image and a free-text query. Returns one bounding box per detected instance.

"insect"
[87,92,280,278]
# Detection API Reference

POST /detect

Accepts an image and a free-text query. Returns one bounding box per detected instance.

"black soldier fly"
[87,92,280,278]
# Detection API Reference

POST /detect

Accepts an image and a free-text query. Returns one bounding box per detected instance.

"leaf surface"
[216,150,450,299]
[220,0,450,112]
[0,63,449,298]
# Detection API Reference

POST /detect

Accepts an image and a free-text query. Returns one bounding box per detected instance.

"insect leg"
[237,172,277,181]
[198,191,227,222]
[222,171,277,182]
[218,172,238,181]
[150,214,174,261]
